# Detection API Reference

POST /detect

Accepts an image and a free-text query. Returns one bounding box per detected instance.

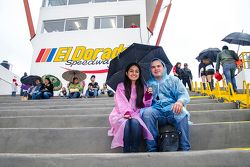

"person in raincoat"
[108,63,153,153]
[141,58,191,152]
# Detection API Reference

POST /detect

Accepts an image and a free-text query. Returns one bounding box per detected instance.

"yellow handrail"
[239,52,250,69]
[227,83,236,102]
[243,80,247,94]
[195,81,198,93]
[247,83,250,108]
[200,82,205,94]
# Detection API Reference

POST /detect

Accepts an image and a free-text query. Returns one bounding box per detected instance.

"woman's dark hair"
[45,78,52,85]
[175,62,181,67]
[124,63,144,108]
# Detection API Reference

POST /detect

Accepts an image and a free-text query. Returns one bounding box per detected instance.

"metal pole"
[23,0,36,39]
[148,0,163,35]
[156,0,172,46]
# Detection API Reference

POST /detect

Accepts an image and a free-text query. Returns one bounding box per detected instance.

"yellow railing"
[192,80,250,108]
[239,52,250,69]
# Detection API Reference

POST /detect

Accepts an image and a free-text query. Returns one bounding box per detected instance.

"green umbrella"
[42,74,62,91]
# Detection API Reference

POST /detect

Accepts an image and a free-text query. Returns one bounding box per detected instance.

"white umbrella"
[62,70,87,82]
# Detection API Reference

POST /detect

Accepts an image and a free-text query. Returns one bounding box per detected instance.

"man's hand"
[172,101,183,114]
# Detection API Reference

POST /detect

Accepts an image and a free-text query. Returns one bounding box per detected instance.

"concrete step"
[0,110,249,128]
[0,150,249,167]
[0,122,249,153]
[0,102,235,111]
[0,98,219,106]
[0,107,245,117]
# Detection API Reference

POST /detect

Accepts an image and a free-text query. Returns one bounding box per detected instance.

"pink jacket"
[108,83,153,149]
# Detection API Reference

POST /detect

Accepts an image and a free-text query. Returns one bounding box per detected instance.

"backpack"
[158,126,181,152]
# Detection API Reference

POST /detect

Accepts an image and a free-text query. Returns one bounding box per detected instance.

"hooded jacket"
[144,59,190,122]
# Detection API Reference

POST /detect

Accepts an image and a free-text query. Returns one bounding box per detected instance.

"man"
[181,63,193,91]
[85,75,100,98]
[31,79,44,100]
[216,46,239,92]
[141,58,190,152]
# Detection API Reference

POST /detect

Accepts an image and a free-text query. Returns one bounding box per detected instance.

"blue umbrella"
[222,32,250,46]
[106,43,173,91]
[196,48,221,62]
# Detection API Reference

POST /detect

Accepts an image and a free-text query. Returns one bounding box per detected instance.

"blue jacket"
[146,59,190,122]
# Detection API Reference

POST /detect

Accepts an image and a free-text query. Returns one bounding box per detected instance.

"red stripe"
[82,69,108,74]
[35,49,46,62]
[61,67,108,74]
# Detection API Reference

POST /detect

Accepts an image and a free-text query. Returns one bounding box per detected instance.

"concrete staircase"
[0,94,249,167]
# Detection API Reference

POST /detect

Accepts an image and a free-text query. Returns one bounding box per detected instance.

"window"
[43,18,88,33]
[124,15,140,28]
[95,17,116,29]
[48,0,67,6]
[43,19,65,33]
[93,0,116,2]
[68,0,91,5]
[65,18,88,31]
[42,0,134,7]
[94,15,140,29]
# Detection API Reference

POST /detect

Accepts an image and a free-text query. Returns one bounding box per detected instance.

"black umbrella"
[222,32,250,46]
[196,48,221,62]
[20,75,41,85]
[106,43,173,91]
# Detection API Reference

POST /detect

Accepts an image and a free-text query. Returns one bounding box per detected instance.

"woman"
[108,63,153,153]
[198,56,215,90]
[68,77,82,98]
[173,62,182,79]
[41,78,54,99]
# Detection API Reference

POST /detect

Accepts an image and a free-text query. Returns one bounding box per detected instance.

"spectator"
[41,78,54,99]
[59,87,67,97]
[31,79,44,100]
[172,62,182,79]
[11,78,18,96]
[101,83,115,97]
[130,22,139,28]
[199,56,215,90]
[141,58,191,152]
[68,77,82,98]
[108,63,153,153]
[216,46,239,93]
[85,75,99,98]
[20,72,28,96]
[181,63,193,91]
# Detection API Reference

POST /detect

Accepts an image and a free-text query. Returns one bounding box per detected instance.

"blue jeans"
[223,63,237,91]
[85,89,98,97]
[11,92,16,96]
[142,107,190,152]
[32,92,42,100]
[42,92,53,99]
[69,92,80,98]
[123,119,142,153]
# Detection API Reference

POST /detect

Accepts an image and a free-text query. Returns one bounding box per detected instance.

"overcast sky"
[0,0,250,80]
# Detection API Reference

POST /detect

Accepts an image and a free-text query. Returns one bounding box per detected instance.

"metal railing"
[239,52,250,69]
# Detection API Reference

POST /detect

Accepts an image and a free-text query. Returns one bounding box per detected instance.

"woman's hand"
[147,87,153,94]
[123,115,132,119]
[124,112,132,119]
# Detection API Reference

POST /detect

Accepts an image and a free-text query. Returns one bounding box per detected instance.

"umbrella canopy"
[62,70,87,82]
[222,32,250,46]
[20,75,41,85]
[42,74,62,91]
[106,43,173,91]
[196,48,221,62]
